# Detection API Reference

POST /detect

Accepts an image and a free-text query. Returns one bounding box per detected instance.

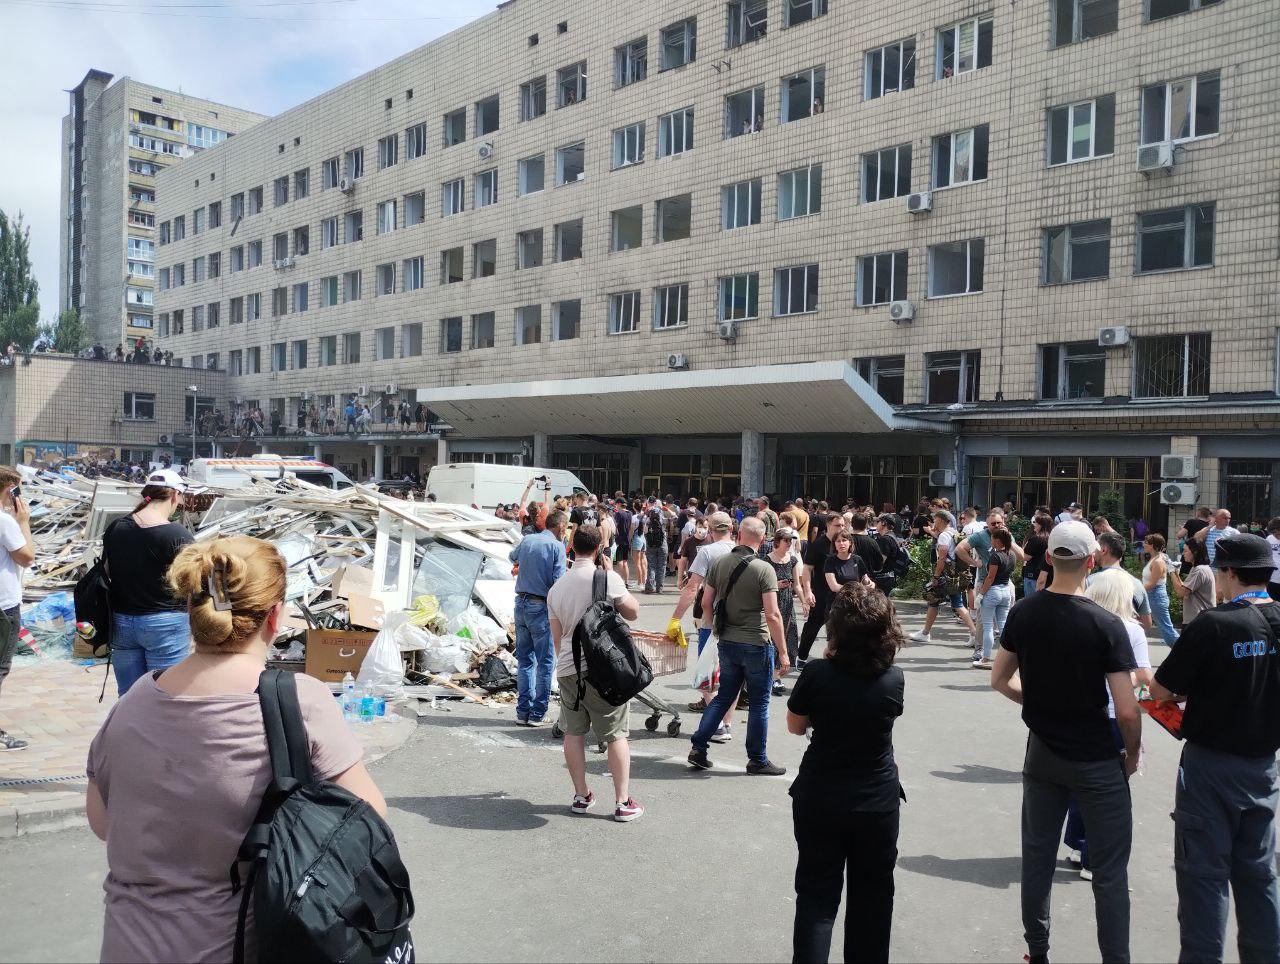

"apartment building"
[59,70,266,348]
[154,0,1280,528]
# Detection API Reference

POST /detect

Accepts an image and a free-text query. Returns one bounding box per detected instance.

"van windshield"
[292,471,337,488]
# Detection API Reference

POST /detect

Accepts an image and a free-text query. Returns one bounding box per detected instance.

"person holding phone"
[0,466,35,751]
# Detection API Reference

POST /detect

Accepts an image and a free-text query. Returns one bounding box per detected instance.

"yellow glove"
[665,617,682,640]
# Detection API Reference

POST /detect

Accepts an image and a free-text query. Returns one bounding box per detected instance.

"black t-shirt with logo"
[1001,592,1137,761]
[824,554,867,588]
[569,505,599,528]
[1155,601,1280,758]
[805,533,833,596]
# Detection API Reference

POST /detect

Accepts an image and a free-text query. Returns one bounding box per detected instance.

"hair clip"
[207,564,234,611]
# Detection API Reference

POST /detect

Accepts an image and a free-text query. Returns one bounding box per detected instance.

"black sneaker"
[0,730,28,752]
[687,748,713,770]
[772,681,788,696]
[746,759,787,776]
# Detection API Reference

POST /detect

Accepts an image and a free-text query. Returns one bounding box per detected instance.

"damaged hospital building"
[151,0,1280,529]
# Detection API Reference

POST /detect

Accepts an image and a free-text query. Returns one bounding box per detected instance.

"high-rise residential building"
[154,0,1280,528]
[60,70,266,348]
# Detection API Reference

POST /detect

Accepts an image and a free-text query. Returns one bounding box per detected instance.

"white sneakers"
[908,630,932,642]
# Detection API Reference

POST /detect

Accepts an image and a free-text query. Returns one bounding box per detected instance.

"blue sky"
[0,0,493,323]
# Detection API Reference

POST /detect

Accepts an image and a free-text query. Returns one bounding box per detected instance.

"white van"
[188,455,356,490]
[426,463,589,512]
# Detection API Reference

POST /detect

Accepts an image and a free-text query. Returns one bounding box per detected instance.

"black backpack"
[571,570,652,707]
[232,670,415,964]
[73,518,121,660]
[644,511,666,549]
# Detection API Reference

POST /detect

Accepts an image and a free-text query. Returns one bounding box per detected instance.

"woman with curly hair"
[786,583,905,964]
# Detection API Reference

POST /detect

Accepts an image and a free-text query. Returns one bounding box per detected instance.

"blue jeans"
[514,596,554,721]
[1023,577,1038,599]
[645,545,667,592]
[691,640,774,763]
[980,583,1014,660]
[1148,581,1178,647]
[112,610,191,695]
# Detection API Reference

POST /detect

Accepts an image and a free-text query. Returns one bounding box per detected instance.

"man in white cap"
[992,520,1140,964]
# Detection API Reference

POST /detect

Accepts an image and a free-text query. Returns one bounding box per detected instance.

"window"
[248,187,263,215]
[343,210,363,243]
[173,263,185,287]
[378,133,399,170]
[658,107,694,158]
[443,108,466,147]
[474,169,498,208]
[1040,342,1105,399]
[122,392,155,420]
[616,38,648,87]
[557,62,587,107]
[721,178,762,229]
[1047,95,1115,164]
[1149,0,1220,21]
[609,291,642,334]
[857,251,909,305]
[247,346,261,373]
[656,195,692,242]
[321,157,339,189]
[321,275,339,307]
[865,39,917,100]
[774,264,820,315]
[321,217,339,248]
[403,255,425,290]
[376,263,395,296]
[405,191,426,226]
[516,229,544,269]
[556,142,586,185]
[343,269,361,301]
[293,169,308,199]
[727,0,768,47]
[192,304,205,331]
[230,194,245,220]
[555,220,583,261]
[654,283,689,329]
[229,350,242,377]
[193,255,207,282]
[519,155,545,195]
[128,237,155,260]
[400,323,423,357]
[292,340,308,370]
[937,15,993,78]
[515,305,543,345]
[273,175,289,207]
[230,296,244,324]
[271,342,287,372]
[441,247,464,284]
[171,308,184,334]
[155,265,168,288]
[442,178,465,216]
[129,260,154,279]
[862,144,913,203]
[660,18,697,69]
[933,125,989,188]
[611,206,643,251]
[293,226,309,257]
[472,312,496,349]
[1137,203,1215,272]
[343,332,361,364]
[854,356,905,405]
[785,0,827,26]
[292,281,308,312]
[247,241,262,268]
[375,326,395,360]
[778,164,822,220]
[475,95,499,136]
[439,318,463,354]
[173,215,186,240]
[1052,0,1117,46]
[1141,71,1220,145]
[612,122,646,168]
[520,77,547,121]
[405,123,427,161]
[725,86,766,137]
[272,233,288,262]
[472,240,496,277]
[159,221,171,245]
[719,273,760,321]
[344,148,364,180]
[319,335,337,366]
[1044,219,1111,283]
[929,239,984,296]
[1133,333,1211,398]
[925,350,981,403]
[192,207,205,234]
[781,67,825,122]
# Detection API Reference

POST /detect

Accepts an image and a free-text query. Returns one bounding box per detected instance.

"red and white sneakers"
[613,798,645,823]
[570,791,595,815]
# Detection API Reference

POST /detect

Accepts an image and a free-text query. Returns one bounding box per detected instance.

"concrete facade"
[151,0,1280,526]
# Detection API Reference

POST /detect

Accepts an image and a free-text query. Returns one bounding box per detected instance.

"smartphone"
[9,486,19,502]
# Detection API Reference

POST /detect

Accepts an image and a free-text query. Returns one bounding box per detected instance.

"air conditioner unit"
[384,383,397,395]
[338,175,354,193]
[1161,455,1198,480]
[477,141,494,160]
[1137,142,1175,174]
[716,320,739,341]
[357,384,369,397]
[667,352,689,370]
[888,300,915,324]
[157,434,170,446]
[906,191,933,214]
[1160,482,1197,506]
[928,468,956,488]
[1098,325,1130,347]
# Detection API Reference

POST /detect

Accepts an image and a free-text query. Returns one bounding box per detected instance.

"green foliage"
[0,210,40,350]
[47,309,89,354]
[1008,514,1031,544]
[890,538,935,600]
[0,303,39,352]
[1096,488,1128,536]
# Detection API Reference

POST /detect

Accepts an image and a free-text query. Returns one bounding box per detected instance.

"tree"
[46,309,89,354]
[1096,488,1128,537]
[0,210,40,350]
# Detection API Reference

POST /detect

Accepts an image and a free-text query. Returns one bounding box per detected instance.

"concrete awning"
[415,362,942,438]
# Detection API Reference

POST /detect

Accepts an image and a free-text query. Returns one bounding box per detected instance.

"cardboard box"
[346,592,386,631]
[304,628,377,683]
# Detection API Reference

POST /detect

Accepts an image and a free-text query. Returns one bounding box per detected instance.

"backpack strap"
[592,567,608,604]
[259,668,313,787]
[722,554,756,601]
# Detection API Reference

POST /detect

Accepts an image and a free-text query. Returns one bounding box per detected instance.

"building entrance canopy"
[415,362,941,438]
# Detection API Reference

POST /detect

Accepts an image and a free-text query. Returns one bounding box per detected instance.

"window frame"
[441,177,465,217]
[777,163,823,220]
[721,178,763,230]
[1039,341,1107,400]
[653,283,690,330]
[719,272,760,321]
[439,317,464,355]
[1047,95,1115,165]
[727,0,768,48]
[1140,70,1221,146]
[854,355,907,405]
[660,17,697,70]
[520,77,547,121]
[611,121,646,168]
[1136,203,1215,273]
[928,238,985,298]
[518,154,546,195]
[658,107,695,158]
[1042,219,1111,285]
[936,14,994,79]
[1132,333,1211,399]
[1051,0,1119,47]
[780,66,826,123]
[856,251,909,306]
[725,85,766,138]
[932,125,989,189]
[610,205,643,252]
[615,37,649,87]
[773,263,820,316]
[377,133,399,170]
[556,61,588,107]
[865,38,917,100]
[784,0,828,27]
[122,391,156,421]
[862,144,913,203]
[474,168,499,208]
[609,291,643,335]
[925,350,982,404]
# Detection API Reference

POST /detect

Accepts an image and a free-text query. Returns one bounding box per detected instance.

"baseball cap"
[708,511,733,532]
[1212,533,1272,570]
[1066,501,1082,510]
[1048,520,1099,560]
[775,526,799,541]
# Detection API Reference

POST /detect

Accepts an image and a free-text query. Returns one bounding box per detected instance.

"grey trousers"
[1174,741,1280,964]
[1021,733,1132,962]
[0,605,19,697]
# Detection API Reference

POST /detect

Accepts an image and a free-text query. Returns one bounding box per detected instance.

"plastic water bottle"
[359,682,375,722]
[341,673,357,722]
[374,693,387,718]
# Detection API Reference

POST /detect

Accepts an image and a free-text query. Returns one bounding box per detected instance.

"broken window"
[1052,0,1118,46]
[406,123,427,160]
[471,312,495,349]
[378,133,399,170]
[321,158,339,189]
[1137,203,1214,272]
[557,62,587,107]
[866,39,916,99]
[518,154,545,195]
[272,233,288,262]
[1047,95,1115,164]
[342,269,361,301]
[929,239,984,297]
[246,240,261,268]
[405,191,425,225]
[862,144,913,202]
[774,264,820,315]
[1148,0,1219,21]
[343,332,361,364]
[556,142,585,184]
[516,228,544,269]
[293,226,309,256]
[442,178,465,216]
[857,251,909,306]
[653,283,689,329]
[441,246,464,284]
[321,217,338,248]
[321,275,339,307]
[777,164,822,220]
[515,305,542,345]
[660,18,697,68]
[784,0,827,26]
[403,256,424,291]
[611,206,643,252]
[443,108,466,147]
[474,169,498,208]
[728,0,767,46]
[474,95,499,136]
[1040,342,1106,400]
[1140,70,1219,145]
[400,322,423,358]
[472,240,496,278]
[553,300,581,341]
[781,67,825,121]
[247,188,263,215]
[655,194,692,242]
[376,263,395,296]
[612,122,646,168]
[1043,219,1111,284]
[520,77,547,120]
[273,176,288,207]
[725,85,765,137]
[926,351,981,404]
[722,178,762,229]
[615,38,648,87]
[719,273,759,321]
[933,125,989,188]
[937,15,993,78]
[554,220,584,261]
[377,199,397,235]
[439,318,463,354]
[658,107,695,157]
[609,291,642,334]
[855,356,906,405]
[1133,333,1210,398]
[343,209,363,242]
[344,148,363,180]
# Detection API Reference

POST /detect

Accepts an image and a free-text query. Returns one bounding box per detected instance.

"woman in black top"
[823,532,870,594]
[786,583,905,964]
[977,528,1016,667]
[1021,512,1054,597]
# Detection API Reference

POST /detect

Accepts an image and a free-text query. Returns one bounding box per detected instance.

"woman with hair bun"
[102,468,195,694]
[85,536,386,964]
[786,582,906,964]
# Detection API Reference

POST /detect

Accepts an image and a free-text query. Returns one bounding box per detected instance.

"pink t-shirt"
[87,672,361,964]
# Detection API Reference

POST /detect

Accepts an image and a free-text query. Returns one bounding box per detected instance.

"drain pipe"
[954,430,967,509]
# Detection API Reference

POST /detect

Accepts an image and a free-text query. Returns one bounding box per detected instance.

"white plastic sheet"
[691,635,719,690]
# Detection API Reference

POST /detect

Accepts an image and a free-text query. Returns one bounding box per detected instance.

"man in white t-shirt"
[909,511,978,645]
[547,523,643,822]
[1056,502,1083,525]
[0,467,36,752]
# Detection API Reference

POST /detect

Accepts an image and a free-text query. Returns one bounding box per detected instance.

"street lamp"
[187,384,199,462]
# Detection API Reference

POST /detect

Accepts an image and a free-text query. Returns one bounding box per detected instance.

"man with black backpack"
[642,504,669,594]
[873,513,911,596]
[547,525,644,822]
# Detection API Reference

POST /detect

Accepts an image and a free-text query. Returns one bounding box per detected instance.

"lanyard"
[1231,590,1272,604]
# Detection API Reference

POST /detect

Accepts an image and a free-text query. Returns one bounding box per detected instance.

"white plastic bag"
[357,614,408,698]
[420,635,474,674]
[691,634,719,690]
[451,605,508,650]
